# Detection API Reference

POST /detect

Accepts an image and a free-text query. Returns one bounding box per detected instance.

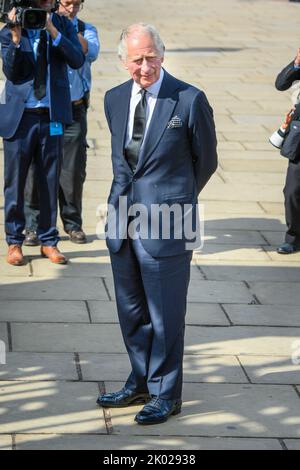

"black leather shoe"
[67,229,87,244]
[24,230,39,247]
[277,242,300,254]
[134,397,182,425]
[96,387,150,408]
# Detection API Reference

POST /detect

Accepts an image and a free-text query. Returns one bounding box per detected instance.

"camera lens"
[25,11,37,26]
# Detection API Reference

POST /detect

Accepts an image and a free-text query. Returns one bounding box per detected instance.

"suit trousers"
[284,159,300,245]
[4,111,62,246]
[24,103,88,232]
[110,236,192,400]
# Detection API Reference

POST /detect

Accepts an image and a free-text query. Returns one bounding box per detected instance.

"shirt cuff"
[52,32,62,47]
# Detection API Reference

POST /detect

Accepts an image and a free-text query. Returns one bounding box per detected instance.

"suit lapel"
[135,71,180,172]
[115,80,133,173]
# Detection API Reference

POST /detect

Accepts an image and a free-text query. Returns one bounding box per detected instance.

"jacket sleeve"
[53,15,85,70]
[188,91,218,195]
[275,60,300,91]
[0,27,34,83]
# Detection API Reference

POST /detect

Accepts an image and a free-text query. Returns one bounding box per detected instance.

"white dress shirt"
[125,68,165,151]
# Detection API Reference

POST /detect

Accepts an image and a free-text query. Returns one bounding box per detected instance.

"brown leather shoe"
[7,245,25,266]
[41,246,67,265]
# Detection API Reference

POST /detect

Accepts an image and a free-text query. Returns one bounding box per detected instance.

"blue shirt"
[25,24,62,109]
[68,17,99,101]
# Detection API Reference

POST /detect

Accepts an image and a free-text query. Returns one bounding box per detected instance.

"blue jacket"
[0,13,85,138]
[104,70,218,256]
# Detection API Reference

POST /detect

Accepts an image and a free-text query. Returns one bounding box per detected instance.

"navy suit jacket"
[104,70,218,257]
[0,13,85,138]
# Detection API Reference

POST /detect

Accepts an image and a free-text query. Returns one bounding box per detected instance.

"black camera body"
[0,0,47,29]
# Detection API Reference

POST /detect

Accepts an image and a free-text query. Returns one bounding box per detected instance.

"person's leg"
[4,113,38,246]
[283,160,300,246]
[59,104,87,237]
[35,115,62,247]
[110,239,153,393]
[24,161,40,233]
[132,237,192,400]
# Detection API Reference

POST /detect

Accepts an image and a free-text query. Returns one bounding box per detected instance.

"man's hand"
[7,8,21,45]
[45,12,59,40]
[295,48,300,67]
[77,32,88,54]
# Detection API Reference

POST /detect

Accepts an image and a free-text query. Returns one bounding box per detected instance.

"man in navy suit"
[0,0,84,265]
[97,23,218,425]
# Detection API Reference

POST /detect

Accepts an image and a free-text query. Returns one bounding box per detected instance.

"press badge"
[50,122,63,136]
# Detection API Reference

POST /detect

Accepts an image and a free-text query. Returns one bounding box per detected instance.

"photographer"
[275,49,300,254]
[24,0,100,246]
[0,0,85,265]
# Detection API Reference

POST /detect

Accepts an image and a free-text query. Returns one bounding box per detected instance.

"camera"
[0,0,47,29]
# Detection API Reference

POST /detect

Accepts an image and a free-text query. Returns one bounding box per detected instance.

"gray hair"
[118,23,165,61]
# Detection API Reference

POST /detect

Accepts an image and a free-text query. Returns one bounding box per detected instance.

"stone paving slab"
[0,353,77,381]
[261,231,286,246]
[0,258,30,277]
[202,200,265,215]
[223,305,300,327]
[248,282,300,306]
[260,203,284,215]
[30,257,114,278]
[103,277,253,304]
[203,230,267,246]
[238,356,300,385]
[265,247,300,262]
[0,277,109,301]
[223,172,285,186]
[14,434,283,450]
[0,300,89,323]
[88,301,229,326]
[202,215,286,232]
[0,436,12,450]
[87,301,119,323]
[185,326,300,356]
[0,381,105,434]
[187,280,254,303]
[11,323,125,353]
[195,245,270,262]
[284,440,300,451]
[186,303,230,326]
[79,353,246,384]
[201,182,282,202]
[200,262,300,283]
[107,382,300,438]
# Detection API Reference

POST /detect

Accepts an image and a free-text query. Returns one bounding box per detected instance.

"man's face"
[124,33,164,88]
[37,0,55,12]
[58,0,82,19]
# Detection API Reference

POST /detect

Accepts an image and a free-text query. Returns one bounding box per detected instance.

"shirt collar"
[132,68,165,97]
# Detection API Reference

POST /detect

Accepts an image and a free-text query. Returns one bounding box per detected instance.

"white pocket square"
[167,116,183,129]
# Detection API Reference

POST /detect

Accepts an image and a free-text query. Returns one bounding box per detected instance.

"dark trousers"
[4,112,62,246]
[25,103,87,232]
[110,237,192,400]
[284,159,300,245]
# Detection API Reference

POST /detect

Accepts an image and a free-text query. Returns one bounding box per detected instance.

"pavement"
[0,0,300,451]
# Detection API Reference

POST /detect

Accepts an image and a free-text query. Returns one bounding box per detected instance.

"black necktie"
[125,89,147,171]
[34,30,48,101]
